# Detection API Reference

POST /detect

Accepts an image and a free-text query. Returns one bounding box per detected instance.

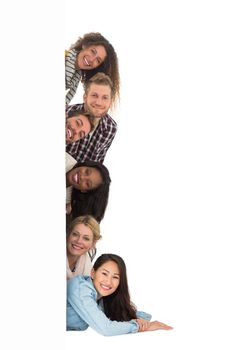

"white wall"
[64,1,233,348]
[1,1,232,349]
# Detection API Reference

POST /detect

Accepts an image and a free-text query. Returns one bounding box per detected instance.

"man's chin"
[94,115,103,119]
[92,109,106,118]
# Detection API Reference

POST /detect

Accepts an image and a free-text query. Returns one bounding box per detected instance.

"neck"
[75,54,80,70]
[67,253,79,271]
[66,172,70,187]
[91,280,102,300]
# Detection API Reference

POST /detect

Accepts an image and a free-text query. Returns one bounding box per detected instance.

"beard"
[85,104,107,119]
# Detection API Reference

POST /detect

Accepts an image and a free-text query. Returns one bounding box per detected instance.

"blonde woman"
[66,215,101,279]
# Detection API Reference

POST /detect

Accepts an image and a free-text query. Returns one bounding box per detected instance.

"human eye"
[79,131,85,139]
[91,48,97,55]
[72,231,78,237]
[83,236,90,241]
[85,168,91,175]
[86,180,91,189]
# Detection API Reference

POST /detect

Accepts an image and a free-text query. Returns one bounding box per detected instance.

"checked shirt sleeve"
[86,117,117,163]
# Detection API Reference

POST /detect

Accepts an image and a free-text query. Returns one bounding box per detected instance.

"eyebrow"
[103,268,120,276]
[72,230,92,238]
[77,118,83,126]
[86,179,92,189]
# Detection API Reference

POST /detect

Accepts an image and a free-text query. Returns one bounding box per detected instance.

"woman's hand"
[147,320,173,331]
[66,203,72,215]
[136,318,151,332]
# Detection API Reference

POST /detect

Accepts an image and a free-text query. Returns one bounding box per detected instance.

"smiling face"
[67,223,94,258]
[91,260,120,297]
[84,83,112,118]
[67,166,103,192]
[66,114,91,144]
[76,45,107,70]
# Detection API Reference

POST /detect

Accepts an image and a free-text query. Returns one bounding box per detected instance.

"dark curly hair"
[71,32,120,105]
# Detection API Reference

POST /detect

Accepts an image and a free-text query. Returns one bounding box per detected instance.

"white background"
[1,1,233,349]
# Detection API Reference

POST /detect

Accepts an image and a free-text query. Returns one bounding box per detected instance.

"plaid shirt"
[66,103,117,163]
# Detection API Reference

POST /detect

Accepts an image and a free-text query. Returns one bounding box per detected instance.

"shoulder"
[104,113,117,125]
[67,276,97,307]
[67,275,95,295]
[99,114,117,130]
[65,48,77,59]
[66,152,77,172]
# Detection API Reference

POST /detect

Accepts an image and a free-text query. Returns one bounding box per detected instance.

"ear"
[90,268,95,279]
[83,92,87,103]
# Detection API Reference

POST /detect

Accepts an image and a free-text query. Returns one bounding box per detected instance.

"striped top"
[65,49,82,105]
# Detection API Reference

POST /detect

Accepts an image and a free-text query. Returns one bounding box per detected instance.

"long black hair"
[93,254,137,321]
[70,161,111,223]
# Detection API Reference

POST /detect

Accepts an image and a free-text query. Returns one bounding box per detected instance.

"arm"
[91,130,117,163]
[135,311,172,332]
[145,321,173,332]
[67,277,139,336]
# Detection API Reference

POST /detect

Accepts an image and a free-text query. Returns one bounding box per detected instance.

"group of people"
[65,32,173,336]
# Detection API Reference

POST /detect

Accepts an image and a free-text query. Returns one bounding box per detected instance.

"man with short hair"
[66,110,95,144]
[66,72,117,163]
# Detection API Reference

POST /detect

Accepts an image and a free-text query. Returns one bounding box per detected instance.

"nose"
[94,96,103,106]
[79,173,88,182]
[89,54,95,62]
[88,54,97,64]
[103,275,112,285]
[77,236,83,244]
[74,234,82,243]
[72,125,78,135]
[89,54,100,67]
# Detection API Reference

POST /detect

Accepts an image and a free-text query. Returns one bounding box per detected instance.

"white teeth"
[74,173,78,183]
[72,244,82,250]
[84,57,90,66]
[101,284,111,290]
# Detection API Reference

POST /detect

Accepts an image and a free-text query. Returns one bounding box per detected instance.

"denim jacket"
[67,275,151,336]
